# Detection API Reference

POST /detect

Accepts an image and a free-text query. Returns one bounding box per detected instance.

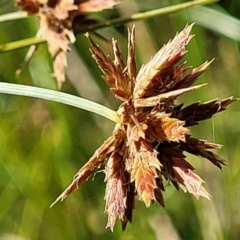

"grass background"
[0,0,240,239]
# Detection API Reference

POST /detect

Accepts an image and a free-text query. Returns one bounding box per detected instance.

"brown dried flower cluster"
[16,0,118,88]
[51,24,236,230]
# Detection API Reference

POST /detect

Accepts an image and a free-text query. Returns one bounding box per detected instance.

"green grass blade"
[0,38,45,52]
[0,11,28,23]
[0,82,119,123]
[185,6,240,42]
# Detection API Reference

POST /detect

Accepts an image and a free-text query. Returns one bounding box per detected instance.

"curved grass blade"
[0,82,120,123]
[0,11,28,23]
[185,6,240,42]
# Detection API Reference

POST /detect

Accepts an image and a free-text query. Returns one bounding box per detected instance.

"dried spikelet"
[104,150,128,231]
[133,23,194,99]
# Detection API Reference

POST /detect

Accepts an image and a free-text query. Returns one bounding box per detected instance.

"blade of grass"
[185,6,240,42]
[0,82,120,123]
[0,11,28,23]
[0,38,45,52]
[0,0,218,53]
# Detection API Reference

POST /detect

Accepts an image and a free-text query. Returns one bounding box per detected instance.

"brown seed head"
[52,24,237,230]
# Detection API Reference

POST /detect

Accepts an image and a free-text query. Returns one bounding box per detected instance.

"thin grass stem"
[0,0,218,53]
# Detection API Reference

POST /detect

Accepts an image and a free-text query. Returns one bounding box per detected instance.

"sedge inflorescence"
[16,0,119,88]
[51,24,236,230]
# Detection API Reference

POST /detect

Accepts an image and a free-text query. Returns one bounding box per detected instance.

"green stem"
[0,0,218,53]
[0,82,120,123]
[78,0,219,32]
[0,38,45,52]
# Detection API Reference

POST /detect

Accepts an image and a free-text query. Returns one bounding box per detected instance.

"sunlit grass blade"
[185,6,240,42]
[0,11,28,23]
[0,38,45,52]
[0,82,119,123]
[0,0,218,53]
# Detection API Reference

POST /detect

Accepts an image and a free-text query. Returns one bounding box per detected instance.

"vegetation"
[0,0,240,239]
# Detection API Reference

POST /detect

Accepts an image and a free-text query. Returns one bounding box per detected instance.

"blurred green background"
[1,0,240,239]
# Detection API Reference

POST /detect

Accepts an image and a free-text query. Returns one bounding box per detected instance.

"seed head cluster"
[51,24,236,230]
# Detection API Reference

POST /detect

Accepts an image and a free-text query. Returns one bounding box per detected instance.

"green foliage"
[0,0,240,239]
